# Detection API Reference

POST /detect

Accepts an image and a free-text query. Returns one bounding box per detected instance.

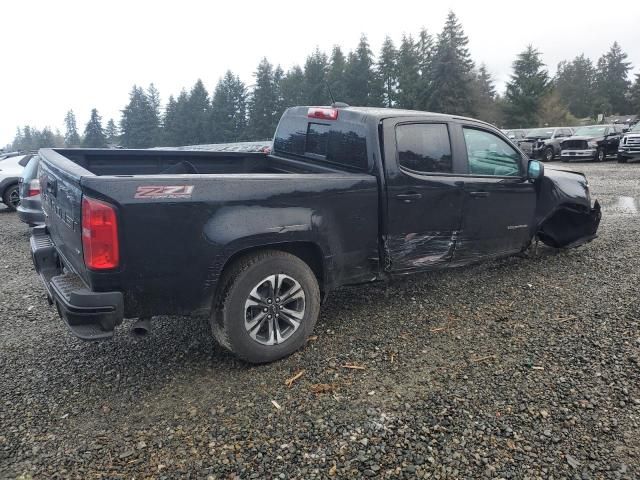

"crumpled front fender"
[535,167,602,248]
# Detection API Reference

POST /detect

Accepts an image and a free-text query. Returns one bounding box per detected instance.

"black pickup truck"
[31,105,601,363]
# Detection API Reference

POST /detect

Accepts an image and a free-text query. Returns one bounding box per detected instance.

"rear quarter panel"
[81,173,379,317]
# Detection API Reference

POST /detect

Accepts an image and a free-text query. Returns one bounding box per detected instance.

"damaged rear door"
[383,120,464,273]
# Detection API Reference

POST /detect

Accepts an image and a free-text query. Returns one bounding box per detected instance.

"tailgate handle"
[46,178,57,196]
[395,192,423,203]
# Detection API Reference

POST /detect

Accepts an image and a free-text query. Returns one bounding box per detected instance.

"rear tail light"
[307,107,338,120]
[27,179,40,197]
[82,196,119,270]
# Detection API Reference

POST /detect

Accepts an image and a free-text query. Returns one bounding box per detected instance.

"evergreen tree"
[344,35,382,107]
[105,118,119,144]
[120,85,157,148]
[629,74,640,115]
[273,65,286,119]
[147,83,163,145]
[211,71,247,142]
[82,108,107,147]
[555,55,597,118]
[22,126,33,151]
[471,64,502,125]
[37,127,57,149]
[396,34,420,109]
[12,127,24,151]
[504,45,550,127]
[64,110,81,147]
[183,79,211,144]
[248,58,279,139]
[327,46,347,102]
[378,36,398,107]
[163,92,190,146]
[428,11,475,115]
[594,42,632,115]
[415,28,435,109]
[303,48,329,105]
[280,66,306,109]
[536,90,576,127]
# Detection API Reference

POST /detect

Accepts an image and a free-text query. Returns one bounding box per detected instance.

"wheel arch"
[214,241,328,304]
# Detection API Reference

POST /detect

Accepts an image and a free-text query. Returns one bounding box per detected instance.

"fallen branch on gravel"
[471,355,496,363]
[310,383,336,394]
[342,363,366,370]
[284,369,305,388]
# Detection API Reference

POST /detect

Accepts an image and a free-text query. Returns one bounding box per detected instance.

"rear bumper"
[17,204,44,226]
[30,226,123,340]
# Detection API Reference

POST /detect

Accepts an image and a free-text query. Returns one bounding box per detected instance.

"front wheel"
[211,250,320,363]
[617,155,627,163]
[543,147,554,162]
[596,148,606,162]
[2,184,20,211]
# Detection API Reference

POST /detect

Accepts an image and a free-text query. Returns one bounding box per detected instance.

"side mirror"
[528,159,544,181]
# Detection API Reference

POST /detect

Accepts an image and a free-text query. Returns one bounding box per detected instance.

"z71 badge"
[134,185,194,199]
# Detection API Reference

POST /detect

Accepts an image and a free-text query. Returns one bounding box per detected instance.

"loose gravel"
[1,162,639,479]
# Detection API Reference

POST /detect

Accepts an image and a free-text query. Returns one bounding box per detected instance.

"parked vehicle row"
[504,122,640,164]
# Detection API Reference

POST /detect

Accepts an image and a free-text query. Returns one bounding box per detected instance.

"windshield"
[573,126,608,136]
[525,128,554,139]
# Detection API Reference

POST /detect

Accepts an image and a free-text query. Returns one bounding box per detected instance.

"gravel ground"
[1,161,639,479]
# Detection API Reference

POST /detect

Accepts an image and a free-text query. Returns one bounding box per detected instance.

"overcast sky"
[2,0,639,145]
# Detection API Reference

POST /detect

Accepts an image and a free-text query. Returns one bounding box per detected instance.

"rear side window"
[274,115,368,170]
[19,156,32,167]
[396,123,452,174]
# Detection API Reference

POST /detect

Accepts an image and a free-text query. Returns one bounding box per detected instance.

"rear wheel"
[211,250,320,363]
[596,148,606,162]
[2,184,20,211]
[543,147,554,162]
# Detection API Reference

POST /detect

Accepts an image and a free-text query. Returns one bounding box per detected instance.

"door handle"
[469,191,489,198]
[395,192,423,203]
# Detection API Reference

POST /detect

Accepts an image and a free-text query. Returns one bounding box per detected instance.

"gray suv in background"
[17,155,44,226]
[518,127,574,162]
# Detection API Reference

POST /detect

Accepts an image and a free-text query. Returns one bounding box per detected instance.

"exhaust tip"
[131,318,151,337]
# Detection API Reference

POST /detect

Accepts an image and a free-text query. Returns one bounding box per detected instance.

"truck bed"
[52,148,339,176]
[37,147,380,321]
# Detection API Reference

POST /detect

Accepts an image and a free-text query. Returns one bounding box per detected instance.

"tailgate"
[39,149,88,282]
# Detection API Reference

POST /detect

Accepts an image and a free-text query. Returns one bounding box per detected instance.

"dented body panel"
[35,106,601,328]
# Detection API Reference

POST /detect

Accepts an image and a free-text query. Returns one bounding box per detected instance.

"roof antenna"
[326,82,336,105]
[326,82,350,108]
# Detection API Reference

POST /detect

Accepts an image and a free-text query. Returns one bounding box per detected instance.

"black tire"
[2,184,20,211]
[211,250,320,364]
[617,155,627,164]
[543,146,554,162]
[596,148,606,162]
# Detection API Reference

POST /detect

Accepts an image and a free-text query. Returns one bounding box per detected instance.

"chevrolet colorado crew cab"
[32,105,601,363]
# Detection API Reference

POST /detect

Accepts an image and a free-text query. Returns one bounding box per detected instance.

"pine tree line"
[10,11,640,151]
